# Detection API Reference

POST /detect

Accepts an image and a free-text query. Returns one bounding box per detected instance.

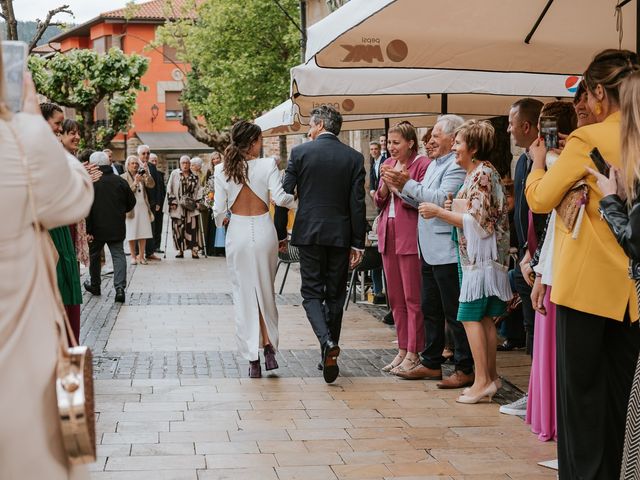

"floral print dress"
[454,161,512,318]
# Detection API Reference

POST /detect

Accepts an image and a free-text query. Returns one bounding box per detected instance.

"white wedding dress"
[213,157,296,361]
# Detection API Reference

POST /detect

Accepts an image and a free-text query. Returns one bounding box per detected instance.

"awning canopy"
[305,0,636,73]
[136,132,214,152]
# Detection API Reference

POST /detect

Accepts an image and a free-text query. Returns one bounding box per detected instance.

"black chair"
[275,242,300,294]
[344,246,383,310]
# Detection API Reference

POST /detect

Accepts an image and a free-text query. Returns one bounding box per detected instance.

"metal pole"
[637,0,639,55]
[384,117,390,139]
[300,1,307,62]
[441,93,449,114]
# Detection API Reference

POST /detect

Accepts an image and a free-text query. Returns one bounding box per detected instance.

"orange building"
[50,0,213,171]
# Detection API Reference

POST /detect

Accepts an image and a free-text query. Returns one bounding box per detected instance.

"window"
[165,91,183,120]
[93,36,112,54]
[163,44,180,63]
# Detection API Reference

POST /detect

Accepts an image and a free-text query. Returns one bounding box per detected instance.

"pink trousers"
[381,219,424,353]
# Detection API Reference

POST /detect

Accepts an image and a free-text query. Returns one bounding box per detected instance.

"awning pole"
[441,94,448,115]
[525,0,555,44]
[384,118,390,139]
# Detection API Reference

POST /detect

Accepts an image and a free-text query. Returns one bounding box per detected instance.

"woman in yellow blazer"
[525,49,640,480]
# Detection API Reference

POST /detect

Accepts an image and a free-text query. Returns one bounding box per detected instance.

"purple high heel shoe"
[264,344,279,371]
[249,360,261,378]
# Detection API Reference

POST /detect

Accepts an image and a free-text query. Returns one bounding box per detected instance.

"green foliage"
[28,48,149,149]
[157,0,300,130]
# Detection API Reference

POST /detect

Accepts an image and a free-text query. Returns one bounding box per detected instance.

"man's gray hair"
[436,114,465,136]
[190,156,203,167]
[149,153,158,161]
[89,151,110,166]
[179,155,191,164]
[310,105,342,135]
[137,144,150,155]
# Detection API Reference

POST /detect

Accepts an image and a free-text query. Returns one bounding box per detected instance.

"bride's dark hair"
[223,120,262,184]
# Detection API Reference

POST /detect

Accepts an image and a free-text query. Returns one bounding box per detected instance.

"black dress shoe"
[497,340,525,351]
[322,341,340,383]
[83,280,100,296]
[114,287,125,303]
[382,311,394,325]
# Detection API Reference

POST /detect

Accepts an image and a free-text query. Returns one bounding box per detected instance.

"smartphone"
[2,41,27,113]
[540,116,559,150]
[589,147,611,177]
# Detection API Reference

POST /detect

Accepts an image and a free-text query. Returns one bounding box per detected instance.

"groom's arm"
[274,207,289,241]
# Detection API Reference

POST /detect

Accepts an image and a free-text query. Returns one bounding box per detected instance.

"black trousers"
[298,244,350,348]
[556,305,640,480]
[420,260,473,374]
[513,263,535,356]
[153,209,164,251]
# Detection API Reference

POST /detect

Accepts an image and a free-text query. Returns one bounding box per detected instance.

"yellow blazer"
[526,111,638,322]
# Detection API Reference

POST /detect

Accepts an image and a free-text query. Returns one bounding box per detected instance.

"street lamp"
[150,103,159,123]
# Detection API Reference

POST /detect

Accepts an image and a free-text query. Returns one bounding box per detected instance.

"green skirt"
[49,226,82,306]
[453,228,506,322]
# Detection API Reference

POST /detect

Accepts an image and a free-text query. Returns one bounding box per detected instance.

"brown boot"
[437,370,475,389]
[395,364,442,380]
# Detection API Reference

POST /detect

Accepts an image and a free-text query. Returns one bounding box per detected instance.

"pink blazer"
[374,153,430,255]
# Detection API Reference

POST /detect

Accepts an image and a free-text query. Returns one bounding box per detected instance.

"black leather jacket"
[599,193,640,280]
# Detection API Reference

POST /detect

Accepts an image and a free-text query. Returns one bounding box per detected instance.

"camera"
[540,116,558,150]
[138,168,146,176]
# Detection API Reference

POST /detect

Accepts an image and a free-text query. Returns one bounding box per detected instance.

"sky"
[13,0,137,24]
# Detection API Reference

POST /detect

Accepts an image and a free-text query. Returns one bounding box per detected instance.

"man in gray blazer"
[383,114,474,388]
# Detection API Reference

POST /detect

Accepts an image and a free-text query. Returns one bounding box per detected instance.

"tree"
[29,48,149,149]
[157,0,300,146]
[0,0,73,52]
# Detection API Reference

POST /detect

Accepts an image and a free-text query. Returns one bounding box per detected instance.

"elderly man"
[149,153,166,253]
[383,114,474,389]
[137,144,163,260]
[104,148,123,174]
[84,151,136,303]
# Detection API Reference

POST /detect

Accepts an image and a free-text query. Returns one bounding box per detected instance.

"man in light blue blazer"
[383,114,473,389]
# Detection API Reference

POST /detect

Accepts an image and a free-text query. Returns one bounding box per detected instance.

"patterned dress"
[171,173,202,251]
[455,161,511,321]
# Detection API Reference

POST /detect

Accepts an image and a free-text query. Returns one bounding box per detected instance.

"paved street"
[82,235,556,479]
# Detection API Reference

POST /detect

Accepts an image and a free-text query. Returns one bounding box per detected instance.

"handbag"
[10,122,96,464]
[556,180,588,231]
[179,181,197,211]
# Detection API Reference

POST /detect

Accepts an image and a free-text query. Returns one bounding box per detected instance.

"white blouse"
[213,157,297,228]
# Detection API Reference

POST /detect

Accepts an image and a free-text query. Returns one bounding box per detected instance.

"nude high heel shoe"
[456,382,498,404]
[463,377,502,395]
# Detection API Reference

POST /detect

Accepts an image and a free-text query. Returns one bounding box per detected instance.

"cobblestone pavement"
[83,237,555,479]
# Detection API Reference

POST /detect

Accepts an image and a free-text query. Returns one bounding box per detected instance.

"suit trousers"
[153,210,164,251]
[298,244,350,348]
[556,305,640,480]
[89,239,126,291]
[420,260,473,374]
[381,219,424,353]
[513,263,535,356]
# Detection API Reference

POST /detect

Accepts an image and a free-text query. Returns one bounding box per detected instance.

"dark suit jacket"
[276,133,366,249]
[86,166,136,242]
[369,155,382,192]
[144,162,162,208]
[113,162,124,175]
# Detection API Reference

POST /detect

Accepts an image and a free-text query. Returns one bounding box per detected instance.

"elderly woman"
[375,121,430,374]
[419,120,511,404]
[122,155,155,265]
[167,155,202,258]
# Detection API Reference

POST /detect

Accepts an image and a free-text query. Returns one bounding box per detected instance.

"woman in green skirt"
[417,120,511,404]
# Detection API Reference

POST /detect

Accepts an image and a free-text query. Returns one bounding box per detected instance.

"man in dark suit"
[275,105,366,383]
[149,153,166,253]
[137,145,163,260]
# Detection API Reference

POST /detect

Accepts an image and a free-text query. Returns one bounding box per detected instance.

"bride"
[213,121,297,378]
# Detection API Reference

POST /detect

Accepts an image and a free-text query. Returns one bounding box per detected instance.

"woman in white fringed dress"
[213,121,296,378]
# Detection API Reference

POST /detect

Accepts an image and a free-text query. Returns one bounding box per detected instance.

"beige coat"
[121,169,155,221]
[0,113,93,479]
[165,168,202,221]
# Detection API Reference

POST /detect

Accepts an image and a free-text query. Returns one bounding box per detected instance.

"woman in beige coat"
[121,155,155,265]
[0,74,94,478]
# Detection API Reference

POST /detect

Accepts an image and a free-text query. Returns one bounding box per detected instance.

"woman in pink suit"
[375,122,430,374]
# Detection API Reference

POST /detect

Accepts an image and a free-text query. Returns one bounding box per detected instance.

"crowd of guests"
[364,49,640,479]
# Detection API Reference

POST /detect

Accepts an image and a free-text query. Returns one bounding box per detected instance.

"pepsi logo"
[565,76,580,94]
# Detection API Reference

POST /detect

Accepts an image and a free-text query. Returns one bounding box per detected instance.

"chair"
[276,242,300,294]
[344,246,383,310]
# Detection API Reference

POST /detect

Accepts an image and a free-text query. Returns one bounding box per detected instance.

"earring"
[595,102,603,116]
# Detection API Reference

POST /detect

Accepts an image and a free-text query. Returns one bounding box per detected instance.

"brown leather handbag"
[556,180,589,231]
[11,122,96,465]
